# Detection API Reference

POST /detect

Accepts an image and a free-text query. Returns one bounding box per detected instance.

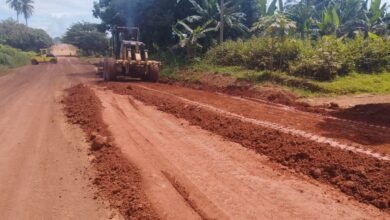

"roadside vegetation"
[0,44,34,73]
[0,0,52,72]
[91,0,390,97]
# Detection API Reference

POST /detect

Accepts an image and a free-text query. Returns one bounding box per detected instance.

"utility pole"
[219,0,224,43]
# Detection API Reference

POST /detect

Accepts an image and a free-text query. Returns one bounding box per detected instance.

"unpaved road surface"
[1,54,390,220]
[0,57,115,219]
[94,88,389,219]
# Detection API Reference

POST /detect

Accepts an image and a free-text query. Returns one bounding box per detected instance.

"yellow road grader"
[102,27,161,82]
[31,49,57,65]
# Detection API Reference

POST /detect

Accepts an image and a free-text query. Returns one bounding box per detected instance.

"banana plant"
[180,0,248,43]
[172,19,217,58]
[286,0,316,39]
[317,4,340,35]
[258,0,278,17]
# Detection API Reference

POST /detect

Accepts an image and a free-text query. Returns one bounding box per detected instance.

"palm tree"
[20,0,34,26]
[6,0,22,22]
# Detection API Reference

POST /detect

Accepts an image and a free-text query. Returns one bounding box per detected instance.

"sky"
[0,0,99,37]
[0,0,389,38]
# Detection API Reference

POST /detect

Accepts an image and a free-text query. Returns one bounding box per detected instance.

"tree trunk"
[219,0,224,43]
[278,0,284,12]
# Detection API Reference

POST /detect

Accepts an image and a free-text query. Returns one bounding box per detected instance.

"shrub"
[206,37,302,71]
[289,36,351,81]
[354,36,390,73]
[0,44,34,69]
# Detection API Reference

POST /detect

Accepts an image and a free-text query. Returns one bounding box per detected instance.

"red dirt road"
[93,87,389,219]
[0,58,116,219]
[1,54,390,219]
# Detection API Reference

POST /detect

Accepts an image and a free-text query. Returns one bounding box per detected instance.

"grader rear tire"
[147,64,160,83]
[103,58,117,81]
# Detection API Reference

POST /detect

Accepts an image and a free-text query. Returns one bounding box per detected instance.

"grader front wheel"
[147,64,160,83]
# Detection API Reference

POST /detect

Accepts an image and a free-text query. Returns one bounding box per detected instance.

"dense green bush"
[354,36,390,73]
[0,19,53,52]
[206,37,302,71]
[289,36,352,81]
[0,44,34,69]
[207,35,390,81]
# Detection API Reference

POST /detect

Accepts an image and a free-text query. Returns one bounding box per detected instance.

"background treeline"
[0,19,52,70]
[62,22,108,56]
[0,19,53,52]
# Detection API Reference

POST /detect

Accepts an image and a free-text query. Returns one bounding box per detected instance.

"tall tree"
[6,0,22,22]
[20,0,34,26]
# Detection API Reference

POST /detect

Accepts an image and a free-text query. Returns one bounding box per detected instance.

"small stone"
[310,168,322,178]
[91,135,107,151]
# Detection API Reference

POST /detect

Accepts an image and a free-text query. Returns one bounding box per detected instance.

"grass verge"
[172,63,390,97]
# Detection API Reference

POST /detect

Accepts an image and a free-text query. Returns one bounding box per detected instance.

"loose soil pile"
[106,84,390,212]
[62,84,158,220]
[333,104,390,128]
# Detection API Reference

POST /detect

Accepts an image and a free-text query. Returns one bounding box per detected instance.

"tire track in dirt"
[103,83,390,212]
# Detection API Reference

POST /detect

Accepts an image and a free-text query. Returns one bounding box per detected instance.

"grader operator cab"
[103,27,161,82]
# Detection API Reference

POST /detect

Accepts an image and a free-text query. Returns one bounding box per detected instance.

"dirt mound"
[162,70,326,113]
[62,84,158,220]
[333,104,390,128]
[110,84,390,212]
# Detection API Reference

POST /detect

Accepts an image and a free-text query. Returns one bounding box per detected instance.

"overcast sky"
[0,0,389,38]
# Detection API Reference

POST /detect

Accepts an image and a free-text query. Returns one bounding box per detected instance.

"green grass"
[319,72,390,95]
[191,63,268,81]
[186,63,390,97]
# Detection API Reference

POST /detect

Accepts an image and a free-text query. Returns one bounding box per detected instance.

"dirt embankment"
[62,84,158,220]
[104,83,390,212]
[332,104,390,128]
[161,69,328,114]
[162,69,390,128]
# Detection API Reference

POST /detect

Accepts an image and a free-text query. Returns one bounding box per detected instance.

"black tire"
[50,59,57,64]
[147,64,160,82]
[103,58,117,81]
[31,60,38,65]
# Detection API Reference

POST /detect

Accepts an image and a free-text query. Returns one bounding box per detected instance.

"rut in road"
[92,87,389,219]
